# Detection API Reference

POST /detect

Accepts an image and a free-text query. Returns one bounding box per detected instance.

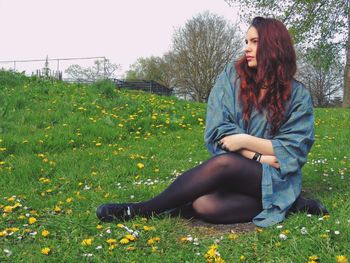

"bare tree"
[297,49,343,107]
[65,59,120,81]
[171,12,243,102]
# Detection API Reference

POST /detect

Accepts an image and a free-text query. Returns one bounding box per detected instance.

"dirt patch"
[180,218,256,237]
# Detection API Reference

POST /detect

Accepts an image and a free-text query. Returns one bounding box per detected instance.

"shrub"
[0,69,27,88]
[91,79,117,99]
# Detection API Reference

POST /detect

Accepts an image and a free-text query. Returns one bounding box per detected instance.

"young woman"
[96,17,328,227]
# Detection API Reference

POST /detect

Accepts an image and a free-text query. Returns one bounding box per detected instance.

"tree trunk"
[343,9,350,108]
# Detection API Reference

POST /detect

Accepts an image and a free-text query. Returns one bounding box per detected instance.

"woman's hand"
[218,134,247,152]
[260,155,280,169]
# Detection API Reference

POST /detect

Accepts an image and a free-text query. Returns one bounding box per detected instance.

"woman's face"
[244,26,258,68]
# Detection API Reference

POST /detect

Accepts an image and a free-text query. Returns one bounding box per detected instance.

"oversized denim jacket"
[204,63,315,227]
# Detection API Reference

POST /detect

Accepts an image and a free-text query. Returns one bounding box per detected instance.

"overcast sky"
[0,0,242,77]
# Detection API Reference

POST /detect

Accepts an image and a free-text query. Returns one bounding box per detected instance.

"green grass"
[0,72,349,262]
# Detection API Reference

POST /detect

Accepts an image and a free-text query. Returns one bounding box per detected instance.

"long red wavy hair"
[235,17,296,135]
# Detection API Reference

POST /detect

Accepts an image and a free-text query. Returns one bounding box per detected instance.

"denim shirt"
[204,63,315,227]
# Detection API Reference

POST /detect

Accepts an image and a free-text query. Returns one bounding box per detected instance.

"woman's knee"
[192,196,216,217]
[210,153,240,171]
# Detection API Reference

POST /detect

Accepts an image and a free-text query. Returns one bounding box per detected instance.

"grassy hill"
[0,71,349,262]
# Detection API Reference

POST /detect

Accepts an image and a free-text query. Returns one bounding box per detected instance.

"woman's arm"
[221,135,281,168]
[221,85,315,176]
[238,149,280,169]
[219,134,275,155]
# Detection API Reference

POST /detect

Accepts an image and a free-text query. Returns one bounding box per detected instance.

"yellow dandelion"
[147,237,160,245]
[137,163,145,169]
[282,230,290,235]
[180,236,189,242]
[95,143,102,147]
[143,225,155,231]
[5,227,19,234]
[28,217,37,225]
[41,247,51,255]
[109,244,117,250]
[117,223,124,228]
[147,239,155,245]
[3,206,12,213]
[39,177,51,184]
[228,233,239,240]
[205,244,218,258]
[66,197,73,203]
[30,210,38,215]
[323,214,331,220]
[96,224,103,230]
[81,238,93,246]
[106,238,117,244]
[127,246,136,251]
[151,246,157,253]
[12,202,21,209]
[7,196,15,202]
[308,255,319,262]
[41,230,50,237]
[255,228,263,233]
[125,234,136,241]
[120,238,130,244]
[240,255,246,261]
[337,255,348,263]
[54,206,62,213]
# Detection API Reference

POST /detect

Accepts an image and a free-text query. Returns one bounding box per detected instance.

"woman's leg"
[132,152,262,216]
[96,152,262,221]
[192,190,262,223]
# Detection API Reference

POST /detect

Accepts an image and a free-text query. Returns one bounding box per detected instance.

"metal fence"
[113,79,173,96]
[0,56,173,96]
[0,56,107,80]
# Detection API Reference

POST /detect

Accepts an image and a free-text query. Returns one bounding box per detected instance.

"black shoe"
[306,199,329,215]
[287,196,329,216]
[96,203,134,222]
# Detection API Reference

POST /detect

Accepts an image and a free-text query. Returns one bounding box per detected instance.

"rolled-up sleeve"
[271,86,315,179]
[204,65,245,156]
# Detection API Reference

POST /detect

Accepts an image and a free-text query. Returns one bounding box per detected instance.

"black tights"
[132,152,263,224]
